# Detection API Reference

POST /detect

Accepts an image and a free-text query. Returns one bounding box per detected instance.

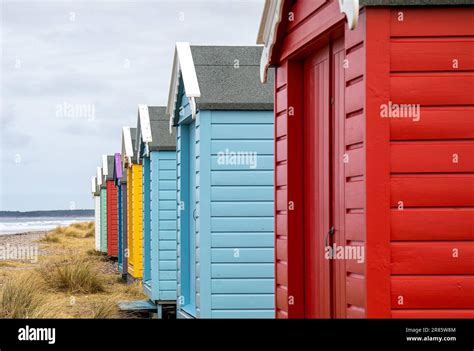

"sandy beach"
[0,222,146,318]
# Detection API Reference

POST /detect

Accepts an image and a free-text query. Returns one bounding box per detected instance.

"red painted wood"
[390,7,474,37]
[347,306,365,319]
[365,7,392,318]
[276,88,287,114]
[391,73,474,105]
[276,213,287,236]
[345,114,364,146]
[276,138,287,162]
[345,213,365,241]
[276,262,287,286]
[303,45,331,318]
[276,113,287,138]
[345,9,365,50]
[390,176,474,207]
[106,180,118,257]
[391,276,474,309]
[276,164,287,186]
[346,259,365,275]
[391,209,474,241]
[345,80,364,114]
[279,0,344,61]
[333,37,348,318]
[345,148,364,178]
[285,61,305,318]
[346,276,365,308]
[391,39,474,72]
[270,2,474,319]
[391,142,474,173]
[345,47,365,82]
[390,107,474,141]
[391,242,474,275]
[345,181,365,209]
[286,0,326,32]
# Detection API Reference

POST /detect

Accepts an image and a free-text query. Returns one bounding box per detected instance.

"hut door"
[303,37,346,318]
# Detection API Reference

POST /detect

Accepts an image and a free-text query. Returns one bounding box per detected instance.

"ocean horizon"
[0,216,94,235]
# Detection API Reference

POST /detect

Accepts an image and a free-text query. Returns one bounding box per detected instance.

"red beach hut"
[257,0,474,318]
[106,155,119,257]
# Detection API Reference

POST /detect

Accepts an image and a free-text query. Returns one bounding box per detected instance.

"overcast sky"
[0,0,265,211]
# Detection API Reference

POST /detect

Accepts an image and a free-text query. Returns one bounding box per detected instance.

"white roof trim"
[166,42,201,134]
[121,126,133,168]
[102,155,108,176]
[257,0,359,83]
[96,167,102,186]
[138,104,152,143]
[339,0,359,30]
[257,0,284,83]
[91,176,96,194]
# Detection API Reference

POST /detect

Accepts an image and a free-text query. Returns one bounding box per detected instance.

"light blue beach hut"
[167,43,275,318]
[136,105,177,318]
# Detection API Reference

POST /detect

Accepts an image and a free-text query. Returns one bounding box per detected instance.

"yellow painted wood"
[128,164,143,278]
[127,168,134,276]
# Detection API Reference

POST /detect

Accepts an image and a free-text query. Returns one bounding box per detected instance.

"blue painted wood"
[211,140,274,155]
[211,263,274,278]
[211,279,274,294]
[211,310,275,319]
[121,183,128,274]
[117,184,123,270]
[211,294,274,309]
[142,157,151,284]
[211,248,274,262]
[211,186,273,201]
[211,233,274,248]
[188,122,197,311]
[176,107,274,319]
[143,150,177,302]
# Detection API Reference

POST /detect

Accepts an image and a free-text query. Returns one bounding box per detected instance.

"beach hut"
[120,127,134,276]
[126,127,144,279]
[167,43,275,318]
[257,0,474,318]
[136,105,177,316]
[92,175,101,251]
[113,153,124,269]
[105,155,118,257]
[100,156,108,254]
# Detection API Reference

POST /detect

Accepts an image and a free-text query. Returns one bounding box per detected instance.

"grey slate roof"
[189,45,274,111]
[148,106,176,151]
[130,127,138,164]
[121,168,127,184]
[106,155,114,181]
[361,0,473,4]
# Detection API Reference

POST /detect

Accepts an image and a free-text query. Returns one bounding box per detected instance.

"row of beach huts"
[90,1,474,319]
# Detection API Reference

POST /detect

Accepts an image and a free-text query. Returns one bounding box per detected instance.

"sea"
[0,217,94,235]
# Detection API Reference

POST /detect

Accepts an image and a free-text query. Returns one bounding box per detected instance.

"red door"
[303,37,346,318]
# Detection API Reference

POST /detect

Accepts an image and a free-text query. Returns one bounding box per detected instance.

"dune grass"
[0,272,53,318]
[39,258,105,294]
[0,221,147,318]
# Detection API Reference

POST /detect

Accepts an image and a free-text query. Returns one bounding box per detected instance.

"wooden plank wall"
[388,7,474,318]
